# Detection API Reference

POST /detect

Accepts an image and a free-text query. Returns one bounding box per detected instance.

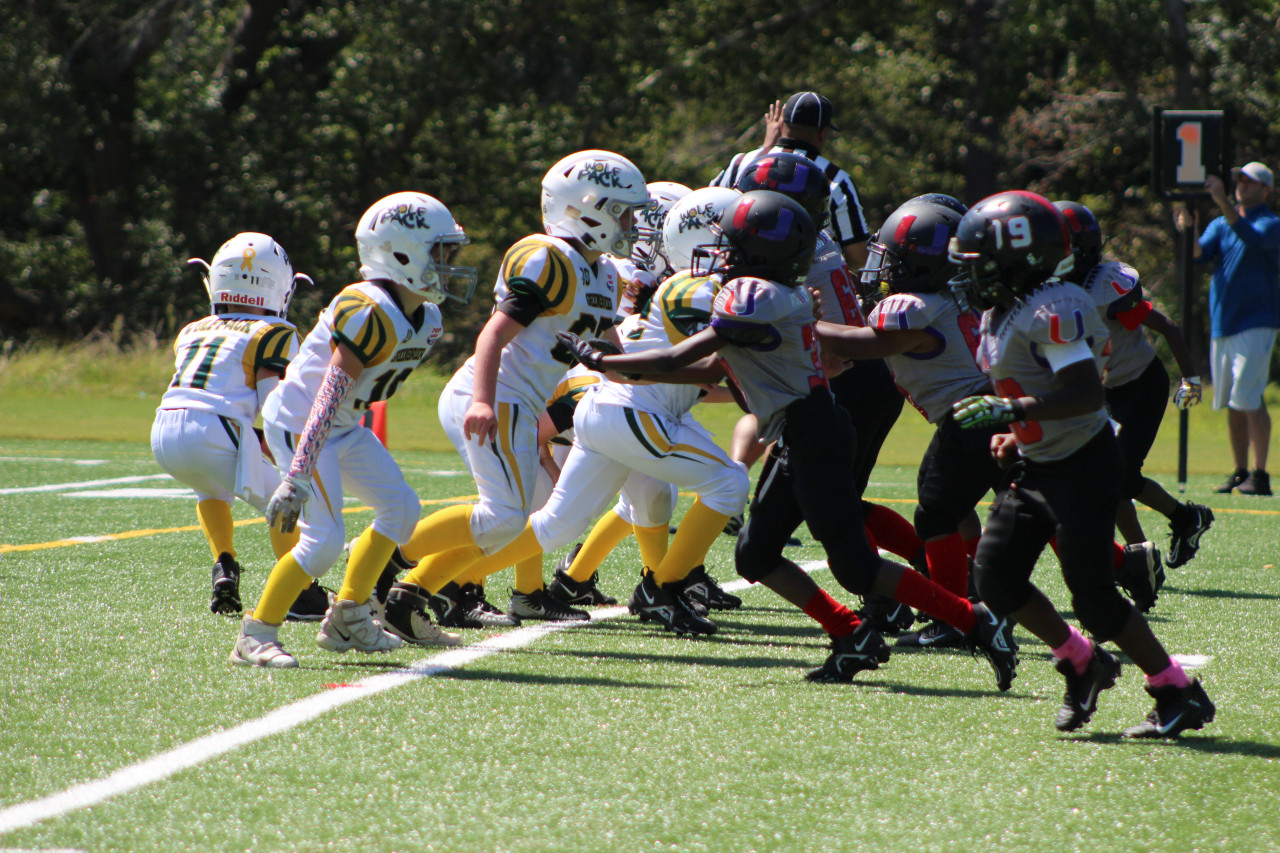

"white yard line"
[0,474,171,496]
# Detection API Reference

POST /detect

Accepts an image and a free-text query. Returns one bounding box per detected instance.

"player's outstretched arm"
[816,321,939,359]
[557,327,725,376]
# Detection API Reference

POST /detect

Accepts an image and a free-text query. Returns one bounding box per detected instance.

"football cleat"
[1215,468,1248,494]
[382,583,463,647]
[1166,503,1214,569]
[210,552,243,616]
[1117,541,1163,613]
[547,566,618,606]
[805,622,892,682]
[857,592,915,635]
[424,581,483,629]
[459,583,520,627]
[315,598,403,654]
[682,564,742,610]
[968,602,1018,692]
[722,514,744,536]
[1236,469,1272,496]
[286,580,333,622]
[229,617,298,668]
[1054,642,1121,732]
[627,572,717,635]
[1123,679,1215,739]
[895,619,967,648]
[507,587,590,622]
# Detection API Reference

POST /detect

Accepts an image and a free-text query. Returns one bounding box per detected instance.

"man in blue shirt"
[1180,161,1280,496]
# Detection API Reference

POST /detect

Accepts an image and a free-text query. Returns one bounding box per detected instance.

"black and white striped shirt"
[710,138,870,247]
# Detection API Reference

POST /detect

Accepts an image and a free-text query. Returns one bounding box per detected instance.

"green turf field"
[1,431,1278,853]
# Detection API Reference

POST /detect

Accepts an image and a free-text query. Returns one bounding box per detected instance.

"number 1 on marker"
[1175,122,1206,184]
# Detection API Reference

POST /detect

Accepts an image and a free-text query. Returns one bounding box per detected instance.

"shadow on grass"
[1066,732,1280,758]
[1165,585,1280,602]
[441,668,674,690]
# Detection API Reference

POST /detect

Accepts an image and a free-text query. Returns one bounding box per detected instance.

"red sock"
[1111,541,1125,571]
[864,503,921,561]
[893,569,976,633]
[1146,659,1191,689]
[925,533,969,598]
[802,589,860,637]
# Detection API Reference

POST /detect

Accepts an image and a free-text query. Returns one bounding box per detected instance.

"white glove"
[1174,376,1202,410]
[952,395,1025,429]
[266,474,309,533]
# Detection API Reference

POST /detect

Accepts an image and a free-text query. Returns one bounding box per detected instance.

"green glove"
[952,395,1026,429]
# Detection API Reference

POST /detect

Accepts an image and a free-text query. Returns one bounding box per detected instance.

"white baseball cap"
[1232,161,1274,189]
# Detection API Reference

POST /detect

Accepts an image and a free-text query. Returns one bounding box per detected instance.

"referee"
[712,91,870,269]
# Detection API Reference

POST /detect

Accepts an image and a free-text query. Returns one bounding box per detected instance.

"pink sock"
[1051,626,1093,675]
[1146,659,1191,689]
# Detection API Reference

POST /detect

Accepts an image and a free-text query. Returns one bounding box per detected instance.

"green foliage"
[2,0,1279,374]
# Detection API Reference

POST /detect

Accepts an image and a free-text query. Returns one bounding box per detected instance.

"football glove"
[266,474,309,533]
[952,395,1026,429]
[554,331,608,372]
[1174,376,1202,410]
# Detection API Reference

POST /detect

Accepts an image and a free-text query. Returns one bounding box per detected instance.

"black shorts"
[831,359,903,494]
[974,424,1132,640]
[914,413,1004,541]
[1105,357,1169,499]
[735,390,880,591]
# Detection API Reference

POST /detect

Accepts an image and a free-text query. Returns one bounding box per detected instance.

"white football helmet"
[189,232,312,317]
[632,181,692,280]
[356,192,477,304]
[660,186,741,274]
[541,150,649,256]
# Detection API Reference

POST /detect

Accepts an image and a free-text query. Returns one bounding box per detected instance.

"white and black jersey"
[1079,260,1157,389]
[710,139,870,249]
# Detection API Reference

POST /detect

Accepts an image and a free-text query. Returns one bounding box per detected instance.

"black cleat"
[1054,642,1121,732]
[1216,468,1248,494]
[805,622,891,682]
[382,583,462,646]
[857,592,915,635]
[682,565,742,610]
[969,602,1018,692]
[1117,542,1163,613]
[1166,503,1214,569]
[424,581,483,629]
[210,552,243,616]
[507,586,589,622]
[895,619,967,648]
[458,583,520,626]
[548,566,617,606]
[1236,469,1272,496]
[1123,679,1215,739]
[627,572,717,635]
[285,580,332,622]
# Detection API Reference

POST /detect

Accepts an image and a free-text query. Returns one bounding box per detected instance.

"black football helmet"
[733,152,832,230]
[947,190,1073,310]
[1053,200,1103,282]
[703,190,818,286]
[906,193,968,216]
[859,200,965,304]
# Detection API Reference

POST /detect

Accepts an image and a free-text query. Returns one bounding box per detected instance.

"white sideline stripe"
[0,455,108,466]
[0,474,170,496]
[0,567,811,838]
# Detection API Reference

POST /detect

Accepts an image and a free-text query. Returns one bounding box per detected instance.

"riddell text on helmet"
[214,291,266,306]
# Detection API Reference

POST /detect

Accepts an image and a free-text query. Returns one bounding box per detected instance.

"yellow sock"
[632,524,670,574]
[455,525,544,591]
[254,553,313,624]
[455,565,486,586]
[196,499,236,560]
[567,510,632,582]
[403,544,484,593]
[513,553,546,594]
[268,522,301,560]
[652,498,729,585]
[337,527,397,603]
[402,504,475,562]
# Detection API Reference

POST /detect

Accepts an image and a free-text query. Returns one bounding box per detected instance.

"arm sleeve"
[496,278,548,327]
[1043,339,1095,374]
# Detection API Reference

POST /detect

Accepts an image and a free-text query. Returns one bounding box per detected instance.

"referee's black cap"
[782,91,839,131]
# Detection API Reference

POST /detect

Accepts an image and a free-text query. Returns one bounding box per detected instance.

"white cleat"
[229,617,299,668]
[316,598,404,654]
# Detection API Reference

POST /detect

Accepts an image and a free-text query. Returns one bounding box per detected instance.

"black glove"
[554,331,609,371]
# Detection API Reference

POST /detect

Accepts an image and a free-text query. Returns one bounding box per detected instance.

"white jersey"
[544,364,606,442]
[1079,260,1157,388]
[710,276,827,442]
[158,313,298,422]
[806,230,865,327]
[460,233,622,410]
[613,255,660,320]
[868,291,991,423]
[595,269,718,420]
[975,280,1110,462]
[264,281,444,435]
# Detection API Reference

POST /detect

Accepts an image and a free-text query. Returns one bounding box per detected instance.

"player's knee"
[973,560,1032,615]
[704,465,750,517]
[471,504,529,553]
[374,487,421,545]
[1070,585,1132,640]
[913,504,958,543]
[734,533,774,582]
[296,534,346,578]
